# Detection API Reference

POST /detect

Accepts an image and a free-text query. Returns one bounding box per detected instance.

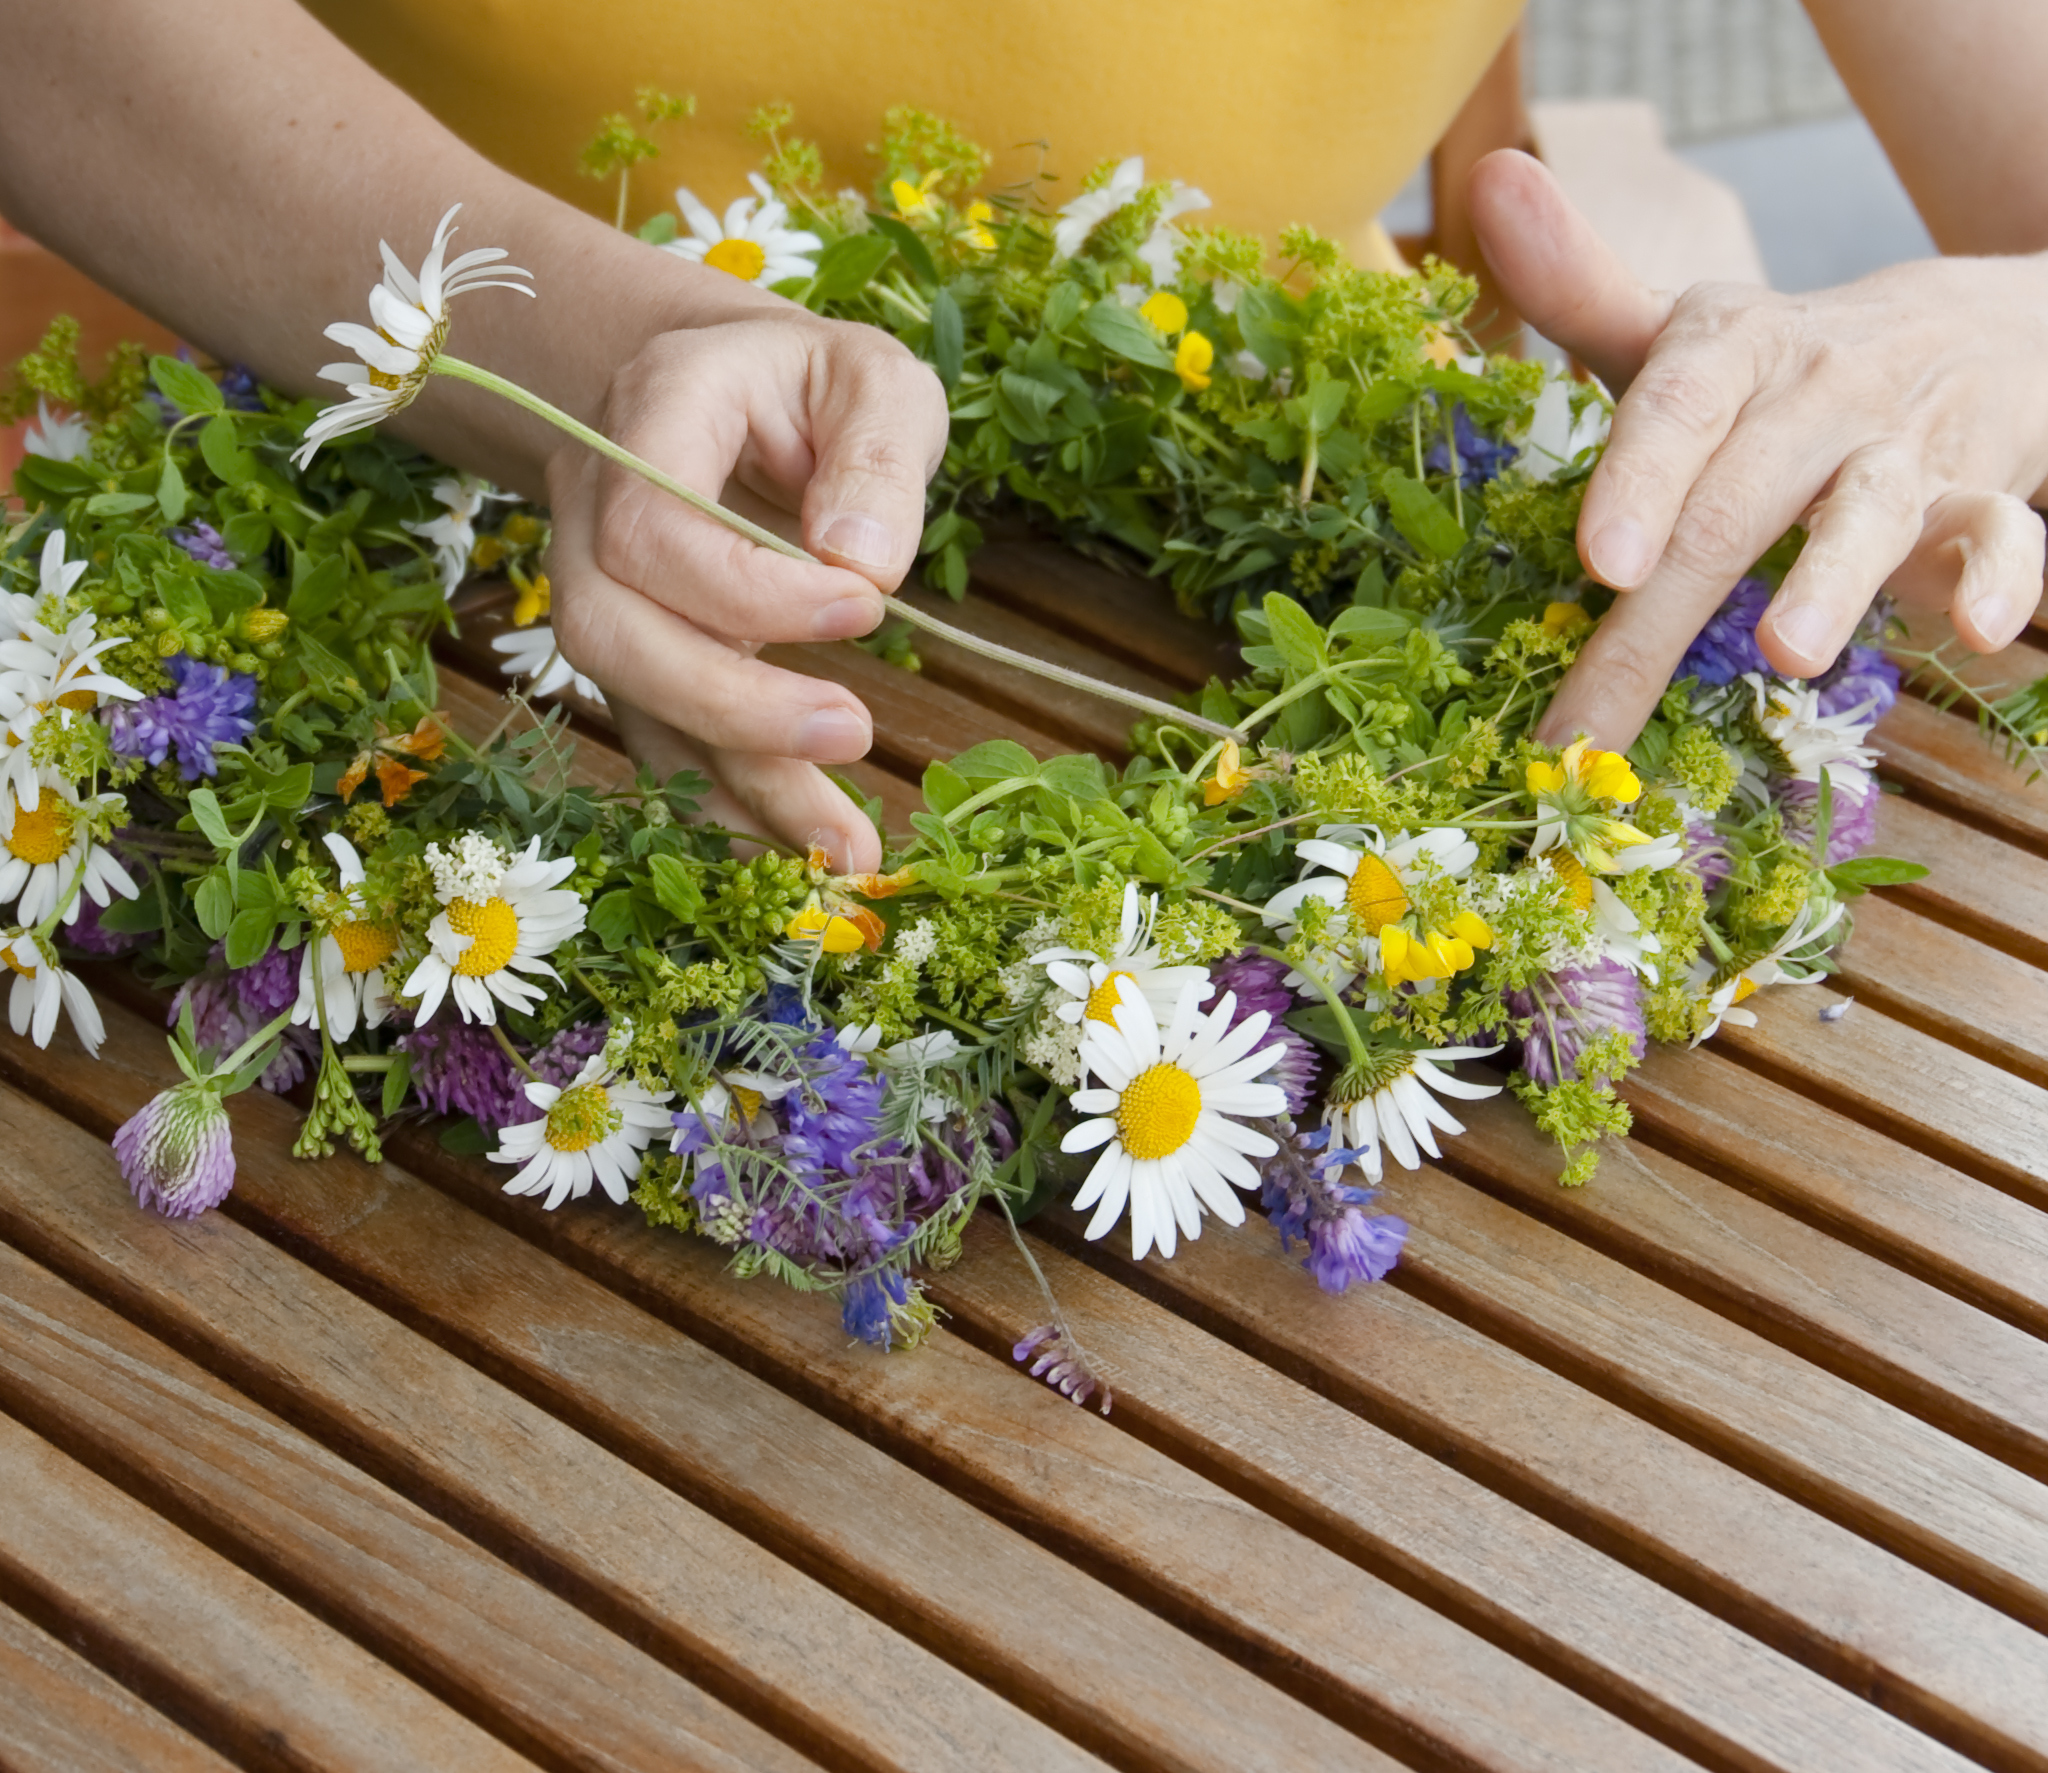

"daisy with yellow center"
[1060,977,1288,1260]
[1323,1041,1502,1184]
[1036,881,1214,1036]
[663,174,822,287]
[295,204,533,468]
[403,472,505,599]
[291,834,400,1041]
[1262,825,1480,993]
[403,832,587,1025]
[492,1046,674,1211]
[0,775,137,929]
[0,927,104,1056]
[1526,738,1685,876]
[1691,900,1847,1045]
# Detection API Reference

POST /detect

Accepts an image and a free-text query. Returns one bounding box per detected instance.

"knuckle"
[1668,486,1757,565]
[1627,363,1733,437]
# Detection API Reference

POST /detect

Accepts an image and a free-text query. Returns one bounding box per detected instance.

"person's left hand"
[1469,149,2048,750]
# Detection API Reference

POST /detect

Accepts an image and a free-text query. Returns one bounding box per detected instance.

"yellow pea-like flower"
[1140,289,1189,336]
[1173,330,1214,392]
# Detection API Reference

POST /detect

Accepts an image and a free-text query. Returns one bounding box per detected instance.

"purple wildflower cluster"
[170,522,236,571]
[400,1018,608,1139]
[170,939,317,1092]
[1423,405,1517,490]
[108,654,257,781]
[1258,1120,1407,1292]
[1676,578,1774,686]
[1775,768,1880,866]
[672,1008,1007,1348]
[1210,951,1320,1113]
[1013,1323,1113,1413]
[1504,957,1647,1087]
[1812,646,1901,722]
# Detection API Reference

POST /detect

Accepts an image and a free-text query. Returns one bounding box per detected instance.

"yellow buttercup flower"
[1526,737,1641,805]
[1174,331,1214,393]
[1542,601,1592,638]
[786,904,879,954]
[960,200,997,251]
[1140,289,1189,335]
[510,566,551,628]
[891,174,940,218]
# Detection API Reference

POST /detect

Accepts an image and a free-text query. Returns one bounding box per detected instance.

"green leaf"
[224,906,277,969]
[150,354,225,416]
[186,788,234,850]
[1036,754,1109,803]
[864,212,940,287]
[1826,855,1930,890]
[1040,281,1085,336]
[929,286,965,388]
[1130,828,1179,885]
[1082,299,1174,370]
[221,513,271,564]
[808,232,895,303]
[635,212,679,245]
[287,552,349,623]
[381,1050,414,1118]
[921,761,971,815]
[588,890,639,952]
[1284,1003,1358,1055]
[1382,471,1468,560]
[438,1117,490,1155]
[1326,605,1413,648]
[194,870,235,940]
[947,739,1040,786]
[1262,592,1328,678]
[1235,286,1305,372]
[155,457,189,524]
[647,853,706,924]
[84,491,154,516]
[198,413,257,486]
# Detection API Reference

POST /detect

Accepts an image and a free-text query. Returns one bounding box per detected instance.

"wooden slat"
[1623,1043,2048,1340]
[1023,1207,2048,1772]
[1439,1095,2048,1476]
[0,1597,237,1773]
[0,1411,537,1773]
[1875,694,2048,856]
[1873,793,2048,969]
[0,1069,1108,1773]
[922,1218,1976,1773]
[1718,986,2048,1207]
[0,1239,821,1773]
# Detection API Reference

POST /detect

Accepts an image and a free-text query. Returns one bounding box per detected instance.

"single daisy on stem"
[492,1040,675,1210]
[291,834,400,1040]
[403,832,587,1025]
[1035,880,1214,1034]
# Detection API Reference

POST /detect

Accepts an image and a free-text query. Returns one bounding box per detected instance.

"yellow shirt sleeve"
[308,0,1520,267]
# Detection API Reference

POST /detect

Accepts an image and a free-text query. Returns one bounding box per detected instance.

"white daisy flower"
[1134,181,1210,286]
[1262,825,1479,991]
[492,623,606,704]
[1036,881,1213,1035]
[403,833,587,1025]
[1744,673,1881,788]
[663,174,822,286]
[492,1050,674,1210]
[1692,900,1848,1045]
[0,927,103,1055]
[291,834,399,1041]
[22,398,90,463]
[294,203,534,468]
[682,1066,798,1146]
[1052,155,1146,260]
[1515,372,1609,482]
[404,472,504,597]
[1060,977,1288,1261]
[0,775,137,927]
[1324,1044,1502,1184]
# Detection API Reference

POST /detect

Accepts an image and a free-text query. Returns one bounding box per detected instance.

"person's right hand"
[545,309,949,875]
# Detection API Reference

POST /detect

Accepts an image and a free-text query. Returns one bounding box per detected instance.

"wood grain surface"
[1,529,2046,1770]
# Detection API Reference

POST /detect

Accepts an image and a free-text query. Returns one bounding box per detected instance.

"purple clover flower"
[398,1018,608,1139]
[169,941,316,1092]
[1813,645,1901,722]
[1212,951,1319,1113]
[170,523,236,571]
[1681,810,1732,894]
[1675,577,1773,687]
[1775,766,1880,866]
[1424,405,1517,490]
[107,654,258,781]
[1504,957,1647,1088]
[1259,1120,1407,1292]
[115,1082,237,1217]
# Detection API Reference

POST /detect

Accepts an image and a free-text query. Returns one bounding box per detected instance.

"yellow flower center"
[332,920,398,974]
[2,946,36,980]
[1084,968,1139,1025]
[544,1081,618,1153]
[367,366,405,393]
[1548,852,1595,913]
[730,1085,765,1121]
[705,238,767,281]
[447,895,520,977]
[7,796,74,867]
[56,688,97,713]
[1173,330,1214,392]
[1117,1062,1202,1161]
[1344,854,1410,933]
[1732,976,1758,1004]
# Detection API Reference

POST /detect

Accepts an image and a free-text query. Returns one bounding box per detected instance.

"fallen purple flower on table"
[115,1081,236,1218]
[1014,1322,1114,1413]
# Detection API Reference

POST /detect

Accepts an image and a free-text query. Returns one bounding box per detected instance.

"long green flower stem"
[1254,943,1369,1070]
[430,355,1243,742]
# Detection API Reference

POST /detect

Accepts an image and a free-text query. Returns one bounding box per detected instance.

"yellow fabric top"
[309,0,1521,270]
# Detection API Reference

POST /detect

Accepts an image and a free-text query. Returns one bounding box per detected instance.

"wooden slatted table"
[4,531,2048,1773]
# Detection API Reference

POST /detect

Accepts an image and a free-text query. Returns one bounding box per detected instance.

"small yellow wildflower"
[1139,290,1189,335]
[786,905,871,954]
[892,173,941,218]
[960,200,996,251]
[510,567,551,628]
[1526,737,1641,805]
[1379,912,1493,986]
[1542,601,1592,638]
[1174,331,1214,393]
[1202,739,1254,806]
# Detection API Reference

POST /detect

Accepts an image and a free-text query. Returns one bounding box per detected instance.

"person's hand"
[1469,149,2048,749]
[544,309,949,874]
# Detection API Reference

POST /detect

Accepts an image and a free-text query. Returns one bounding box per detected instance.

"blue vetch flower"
[1424,405,1517,490]
[841,1267,913,1348]
[1259,1121,1407,1292]
[170,522,236,571]
[1812,645,1901,722]
[1675,578,1773,686]
[107,654,258,780]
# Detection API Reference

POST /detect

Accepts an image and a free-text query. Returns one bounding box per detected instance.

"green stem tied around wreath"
[429,355,1243,743]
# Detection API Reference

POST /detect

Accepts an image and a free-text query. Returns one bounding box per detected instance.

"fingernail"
[1588,519,1653,589]
[818,513,896,571]
[812,595,882,640]
[798,706,871,760]
[1771,601,1832,663]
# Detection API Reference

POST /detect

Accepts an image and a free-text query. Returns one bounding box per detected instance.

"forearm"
[1803,0,2048,256]
[0,0,773,495]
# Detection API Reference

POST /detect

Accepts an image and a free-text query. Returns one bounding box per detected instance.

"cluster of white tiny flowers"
[426,832,506,901]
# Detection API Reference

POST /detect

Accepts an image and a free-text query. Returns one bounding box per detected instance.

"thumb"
[800,329,951,593]
[1467,150,1674,394]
